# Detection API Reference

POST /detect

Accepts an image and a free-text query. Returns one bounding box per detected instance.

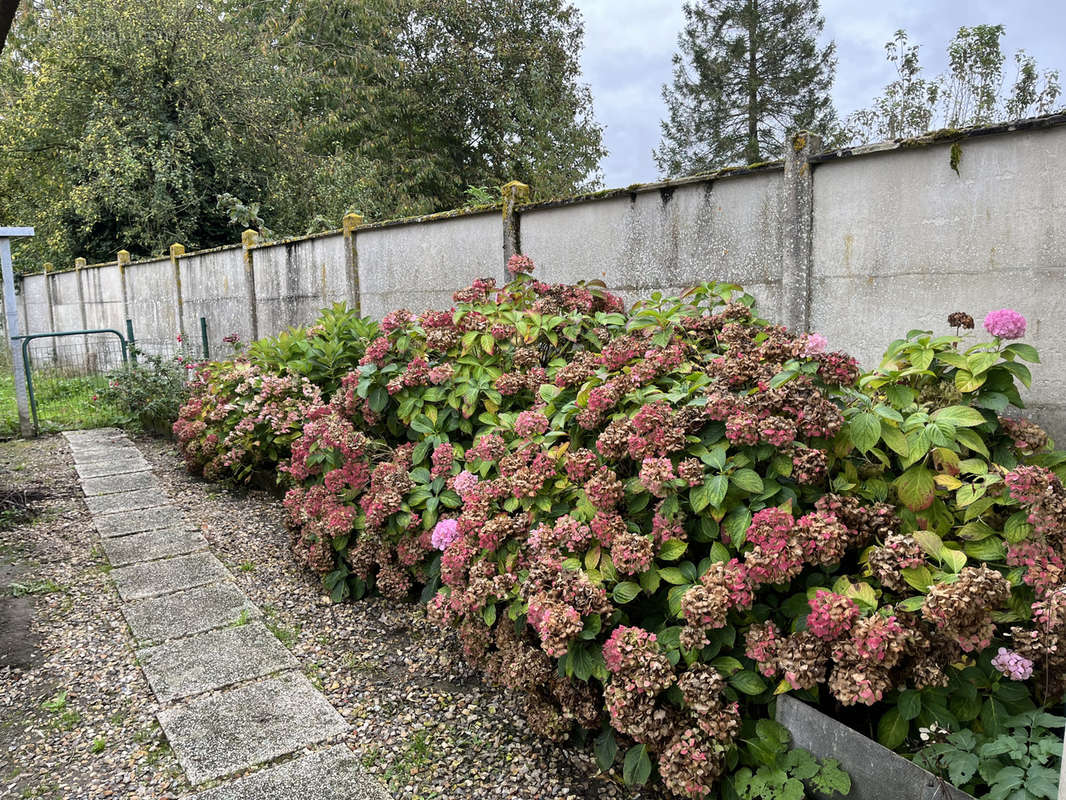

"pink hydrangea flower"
[991,647,1033,680]
[431,518,460,550]
[506,254,535,276]
[514,409,549,437]
[804,332,828,355]
[453,470,479,500]
[983,308,1027,340]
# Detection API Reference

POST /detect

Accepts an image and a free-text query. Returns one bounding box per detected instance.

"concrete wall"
[810,123,1066,438]
[252,233,348,335]
[180,246,252,346]
[10,115,1066,434]
[521,172,784,315]
[358,212,502,319]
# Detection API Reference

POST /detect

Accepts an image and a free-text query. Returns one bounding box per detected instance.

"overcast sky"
[571,0,1066,187]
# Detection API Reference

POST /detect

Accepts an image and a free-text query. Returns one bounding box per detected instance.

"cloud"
[571,0,1066,187]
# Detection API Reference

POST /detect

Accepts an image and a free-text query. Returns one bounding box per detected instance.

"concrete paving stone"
[122,582,260,644]
[93,505,188,537]
[190,745,391,800]
[75,457,151,479]
[158,672,349,786]
[139,621,298,702]
[111,552,230,601]
[63,428,125,446]
[80,470,159,496]
[70,445,143,464]
[99,528,208,567]
[84,487,169,515]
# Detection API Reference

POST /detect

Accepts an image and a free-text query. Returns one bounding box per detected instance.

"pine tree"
[654,0,837,177]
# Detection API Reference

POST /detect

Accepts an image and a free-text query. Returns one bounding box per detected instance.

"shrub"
[173,303,372,483]
[176,261,1065,798]
[102,349,191,434]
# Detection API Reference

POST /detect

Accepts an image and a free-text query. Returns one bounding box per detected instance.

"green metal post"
[125,319,136,366]
[200,316,209,359]
[20,338,38,435]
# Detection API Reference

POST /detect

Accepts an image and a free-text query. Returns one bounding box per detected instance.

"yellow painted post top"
[169,243,185,258]
[117,250,130,266]
[241,229,259,248]
[501,180,531,202]
[342,213,364,235]
[74,257,87,269]
[43,262,53,273]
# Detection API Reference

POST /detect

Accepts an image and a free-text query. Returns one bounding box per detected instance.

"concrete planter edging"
[774,694,976,800]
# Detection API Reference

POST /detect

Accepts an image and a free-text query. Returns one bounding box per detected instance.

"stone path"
[63,429,391,799]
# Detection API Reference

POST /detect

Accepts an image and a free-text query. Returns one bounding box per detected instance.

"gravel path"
[0,436,187,800]
[138,436,663,800]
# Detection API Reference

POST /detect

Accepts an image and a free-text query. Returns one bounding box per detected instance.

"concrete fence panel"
[810,123,1066,438]
[357,212,502,319]
[179,246,252,347]
[252,232,349,336]
[123,257,179,353]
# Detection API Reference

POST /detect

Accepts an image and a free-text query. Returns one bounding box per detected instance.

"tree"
[264,0,605,216]
[0,0,317,267]
[845,25,1062,144]
[654,0,837,177]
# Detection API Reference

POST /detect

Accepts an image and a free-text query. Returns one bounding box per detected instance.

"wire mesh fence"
[1,318,248,437]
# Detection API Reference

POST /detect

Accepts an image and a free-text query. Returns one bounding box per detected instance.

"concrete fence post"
[342,213,364,314]
[241,229,259,341]
[117,250,131,329]
[43,262,58,360]
[780,131,821,333]
[169,243,186,343]
[501,180,530,277]
[74,256,91,368]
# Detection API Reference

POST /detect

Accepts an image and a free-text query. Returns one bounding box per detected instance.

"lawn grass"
[0,370,124,437]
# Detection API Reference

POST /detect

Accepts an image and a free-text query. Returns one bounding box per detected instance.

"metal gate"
[11,327,131,435]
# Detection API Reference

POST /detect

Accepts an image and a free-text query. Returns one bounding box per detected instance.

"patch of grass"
[231,609,252,627]
[40,690,79,731]
[9,578,64,597]
[304,663,324,691]
[237,560,255,572]
[384,730,434,789]
[265,619,299,649]
[0,368,124,436]
[90,736,106,754]
[361,747,383,770]
[40,690,68,713]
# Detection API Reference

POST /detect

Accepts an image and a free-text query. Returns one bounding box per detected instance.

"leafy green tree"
[0,0,315,267]
[264,0,605,215]
[845,25,1062,144]
[655,0,838,176]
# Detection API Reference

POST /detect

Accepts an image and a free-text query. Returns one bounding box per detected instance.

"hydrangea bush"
[175,260,1065,799]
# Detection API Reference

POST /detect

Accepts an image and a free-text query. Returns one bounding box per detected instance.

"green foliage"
[0,0,310,268]
[730,719,850,799]
[915,709,1063,800]
[1,0,605,269]
[249,304,379,397]
[101,350,191,434]
[845,26,1062,145]
[265,0,606,213]
[655,0,838,174]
